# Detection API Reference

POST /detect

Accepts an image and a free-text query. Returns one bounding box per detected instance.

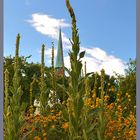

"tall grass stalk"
[97,69,106,140]
[29,74,38,113]
[66,0,86,139]
[4,34,26,140]
[40,44,47,115]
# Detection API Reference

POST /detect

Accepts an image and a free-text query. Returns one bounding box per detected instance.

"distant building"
[55,28,65,77]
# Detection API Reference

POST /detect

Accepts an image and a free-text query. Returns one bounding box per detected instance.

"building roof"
[55,28,64,68]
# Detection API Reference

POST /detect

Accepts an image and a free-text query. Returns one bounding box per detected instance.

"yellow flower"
[31,125,35,131]
[115,111,119,115]
[111,87,115,92]
[108,83,110,86]
[43,123,47,128]
[50,115,57,121]
[85,98,92,106]
[112,136,116,140]
[29,115,34,120]
[129,130,134,137]
[51,110,54,113]
[125,93,129,96]
[62,101,65,105]
[124,107,127,110]
[109,89,111,92]
[92,94,96,98]
[51,125,55,129]
[48,115,56,121]
[117,105,121,110]
[43,133,47,137]
[128,95,131,98]
[34,136,41,140]
[117,93,120,96]
[95,98,99,107]
[116,99,120,102]
[42,129,45,133]
[104,95,110,101]
[108,103,114,109]
[6,112,11,117]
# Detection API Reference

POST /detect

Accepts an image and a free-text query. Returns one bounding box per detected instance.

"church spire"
[55,27,64,76]
[55,27,64,68]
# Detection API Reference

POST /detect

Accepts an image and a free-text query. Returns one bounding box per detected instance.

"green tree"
[118,59,136,111]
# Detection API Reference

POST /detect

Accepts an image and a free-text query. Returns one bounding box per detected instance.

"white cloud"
[64,47,126,76]
[27,13,126,76]
[40,48,57,65]
[44,48,57,58]
[27,13,70,44]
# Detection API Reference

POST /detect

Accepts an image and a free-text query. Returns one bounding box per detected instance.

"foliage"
[4,34,27,140]
[4,0,136,140]
[116,59,136,112]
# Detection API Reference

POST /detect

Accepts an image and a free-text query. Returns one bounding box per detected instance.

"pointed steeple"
[55,27,64,68]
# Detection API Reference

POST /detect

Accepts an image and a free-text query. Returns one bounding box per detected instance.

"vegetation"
[4,0,136,140]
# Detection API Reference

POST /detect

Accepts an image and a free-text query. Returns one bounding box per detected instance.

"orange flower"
[124,119,129,125]
[117,105,122,110]
[43,132,47,137]
[104,95,110,100]
[62,122,69,130]
[50,115,57,121]
[51,125,55,129]
[43,123,47,128]
[34,136,41,140]
[129,130,134,137]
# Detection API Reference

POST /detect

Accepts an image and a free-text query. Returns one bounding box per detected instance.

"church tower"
[55,28,64,77]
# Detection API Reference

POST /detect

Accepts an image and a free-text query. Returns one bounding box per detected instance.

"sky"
[4,0,136,76]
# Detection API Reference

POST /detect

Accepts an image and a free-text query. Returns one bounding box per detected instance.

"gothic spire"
[55,27,64,68]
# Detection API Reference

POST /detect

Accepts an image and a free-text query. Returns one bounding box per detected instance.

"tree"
[118,59,136,111]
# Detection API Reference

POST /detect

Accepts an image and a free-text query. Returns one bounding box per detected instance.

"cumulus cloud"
[44,48,57,58]
[27,13,70,45]
[27,13,126,76]
[42,46,126,76]
[64,47,126,76]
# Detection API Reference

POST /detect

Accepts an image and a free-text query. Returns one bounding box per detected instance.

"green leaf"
[62,107,69,121]
[85,72,94,78]
[64,66,71,76]
[83,129,88,140]
[79,51,85,59]
[77,95,84,117]
[70,114,78,132]
[87,123,97,134]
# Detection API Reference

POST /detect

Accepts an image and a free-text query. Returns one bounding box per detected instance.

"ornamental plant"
[4,34,27,140]
[4,0,136,140]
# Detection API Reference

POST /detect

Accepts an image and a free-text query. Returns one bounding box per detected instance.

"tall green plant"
[50,42,57,104]
[4,69,9,115]
[4,69,11,139]
[92,73,98,105]
[65,0,86,139]
[97,69,107,140]
[29,74,39,114]
[4,34,27,140]
[40,44,48,115]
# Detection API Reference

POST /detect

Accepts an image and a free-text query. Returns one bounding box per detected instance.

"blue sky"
[4,0,136,75]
